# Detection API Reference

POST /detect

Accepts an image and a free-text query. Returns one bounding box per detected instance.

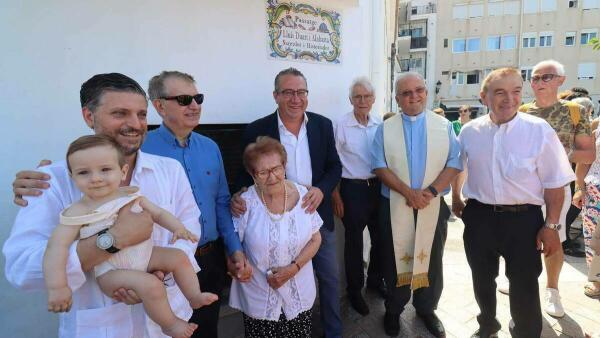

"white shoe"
[545,288,565,318]
[497,281,509,295]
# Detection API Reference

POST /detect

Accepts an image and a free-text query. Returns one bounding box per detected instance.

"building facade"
[434,0,599,117]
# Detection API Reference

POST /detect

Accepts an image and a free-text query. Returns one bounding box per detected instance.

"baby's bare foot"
[190,292,218,309]
[162,319,197,338]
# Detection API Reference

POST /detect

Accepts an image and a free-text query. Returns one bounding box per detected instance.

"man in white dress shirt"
[4,73,202,338]
[332,77,385,316]
[452,68,575,338]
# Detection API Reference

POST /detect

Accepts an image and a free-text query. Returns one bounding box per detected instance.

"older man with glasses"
[143,71,252,338]
[517,60,595,319]
[371,72,462,337]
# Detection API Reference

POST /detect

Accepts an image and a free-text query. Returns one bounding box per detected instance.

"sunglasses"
[399,87,426,98]
[161,94,204,106]
[531,74,560,83]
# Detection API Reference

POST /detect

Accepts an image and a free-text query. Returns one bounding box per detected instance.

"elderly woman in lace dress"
[229,136,322,338]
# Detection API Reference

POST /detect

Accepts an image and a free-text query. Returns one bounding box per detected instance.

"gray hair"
[274,67,307,93]
[533,60,565,76]
[572,97,595,116]
[394,72,426,95]
[349,77,375,99]
[148,71,195,100]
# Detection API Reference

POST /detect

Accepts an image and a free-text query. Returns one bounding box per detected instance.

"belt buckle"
[493,205,504,213]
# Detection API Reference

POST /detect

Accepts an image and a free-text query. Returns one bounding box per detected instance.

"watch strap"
[427,185,439,197]
[97,229,120,254]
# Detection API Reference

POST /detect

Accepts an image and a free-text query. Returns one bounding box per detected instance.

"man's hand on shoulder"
[13,160,53,206]
[302,187,324,213]
[230,187,248,218]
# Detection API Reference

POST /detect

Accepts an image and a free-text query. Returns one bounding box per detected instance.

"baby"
[43,135,217,338]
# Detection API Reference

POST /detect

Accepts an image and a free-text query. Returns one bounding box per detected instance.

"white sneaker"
[497,281,509,295]
[545,288,565,318]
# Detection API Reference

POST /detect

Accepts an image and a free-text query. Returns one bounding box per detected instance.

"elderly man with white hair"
[331,77,385,316]
[371,72,462,337]
[518,59,594,318]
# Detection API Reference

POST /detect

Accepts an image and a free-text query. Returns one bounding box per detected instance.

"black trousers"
[379,196,449,315]
[462,200,543,338]
[340,178,383,295]
[190,240,227,338]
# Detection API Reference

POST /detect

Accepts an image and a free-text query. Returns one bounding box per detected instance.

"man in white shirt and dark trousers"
[452,68,575,338]
[332,77,385,316]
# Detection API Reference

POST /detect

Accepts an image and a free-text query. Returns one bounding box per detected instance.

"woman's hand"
[572,189,585,209]
[266,264,298,290]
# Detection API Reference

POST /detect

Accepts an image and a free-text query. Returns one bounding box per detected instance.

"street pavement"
[218,197,600,337]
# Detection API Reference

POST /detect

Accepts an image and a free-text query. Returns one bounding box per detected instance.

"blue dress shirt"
[370,112,462,198]
[142,124,242,255]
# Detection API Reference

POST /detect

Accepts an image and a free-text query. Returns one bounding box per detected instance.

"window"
[411,27,424,37]
[466,71,480,84]
[467,38,481,52]
[523,33,537,48]
[411,6,418,15]
[521,68,533,81]
[578,63,597,79]
[569,0,578,8]
[540,0,557,11]
[502,34,516,49]
[565,31,576,46]
[582,0,600,9]
[453,39,466,53]
[453,5,468,19]
[487,36,501,50]
[483,68,494,78]
[581,30,598,45]
[524,0,538,13]
[469,3,484,17]
[504,1,521,14]
[539,32,553,47]
[488,1,503,15]
[452,71,466,85]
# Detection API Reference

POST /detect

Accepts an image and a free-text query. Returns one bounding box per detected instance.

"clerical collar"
[400,111,425,122]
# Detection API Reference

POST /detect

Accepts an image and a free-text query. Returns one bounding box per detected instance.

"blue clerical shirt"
[142,124,242,255]
[370,112,462,198]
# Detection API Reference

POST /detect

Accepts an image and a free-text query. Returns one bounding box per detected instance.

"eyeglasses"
[398,87,426,98]
[352,94,374,101]
[161,94,204,106]
[278,89,309,99]
[531,74,560,83]
[255,165,285,180]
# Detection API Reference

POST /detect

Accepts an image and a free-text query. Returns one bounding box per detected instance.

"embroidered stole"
[384,111,449,290]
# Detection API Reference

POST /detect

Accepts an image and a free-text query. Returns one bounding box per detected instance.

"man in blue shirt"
[143,71,250,338]
[371,72,462,337]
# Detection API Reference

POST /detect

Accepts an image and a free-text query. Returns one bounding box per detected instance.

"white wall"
[0,0,382,335]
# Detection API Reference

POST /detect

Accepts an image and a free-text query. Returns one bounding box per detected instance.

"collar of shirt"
[345,111,380,128]
[131,151,156,180]
[156,123,192,147]
[277,110,308,135]
[401,111,426,122]
[483,111,521,133]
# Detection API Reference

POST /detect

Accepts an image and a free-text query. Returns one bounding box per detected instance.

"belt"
[195,240,217,257]
[341,177,378,186]
[468,199,538,213]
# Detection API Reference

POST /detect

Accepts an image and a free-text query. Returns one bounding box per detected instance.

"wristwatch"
[544,223,562,231]
[427,185,439,197]
[96,229,120,253]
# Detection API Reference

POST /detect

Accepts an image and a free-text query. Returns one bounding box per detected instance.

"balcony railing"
[411,3,436,15]
[410,37,428,49]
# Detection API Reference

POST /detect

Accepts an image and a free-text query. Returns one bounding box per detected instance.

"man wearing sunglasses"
[371,72,462,337]
[451,105,472,136]
[143,71,252,338]
[518,60,594,319]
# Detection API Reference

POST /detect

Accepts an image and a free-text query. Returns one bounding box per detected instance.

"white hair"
[533,59,565,76]
[349,77,375,98]
[395,72,426,95]
[572,97,595,116]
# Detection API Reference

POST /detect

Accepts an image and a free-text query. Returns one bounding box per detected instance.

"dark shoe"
[563,246,586,257]
[470,329,498,338]
[418,313,446,338]
[384,312,400,337]
[348,293,370,316]
[367,278,388,298]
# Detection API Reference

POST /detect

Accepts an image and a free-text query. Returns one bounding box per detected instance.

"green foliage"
[589,37,600,51]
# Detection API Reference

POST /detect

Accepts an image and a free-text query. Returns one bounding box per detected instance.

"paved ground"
[217,198,600,337]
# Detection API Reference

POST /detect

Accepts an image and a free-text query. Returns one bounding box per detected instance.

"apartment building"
[434,0,600,117]
[395,0,438,110]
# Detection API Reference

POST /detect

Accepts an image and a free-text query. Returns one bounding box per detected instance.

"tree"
[589,37,600,51]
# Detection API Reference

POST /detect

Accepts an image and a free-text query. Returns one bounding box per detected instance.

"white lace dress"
[229,183,323,321]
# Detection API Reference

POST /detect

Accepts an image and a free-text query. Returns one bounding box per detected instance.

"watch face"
[97,233,113,249]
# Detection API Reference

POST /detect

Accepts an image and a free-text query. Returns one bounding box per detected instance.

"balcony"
[410,36,427,49]
[411,3,436,16]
